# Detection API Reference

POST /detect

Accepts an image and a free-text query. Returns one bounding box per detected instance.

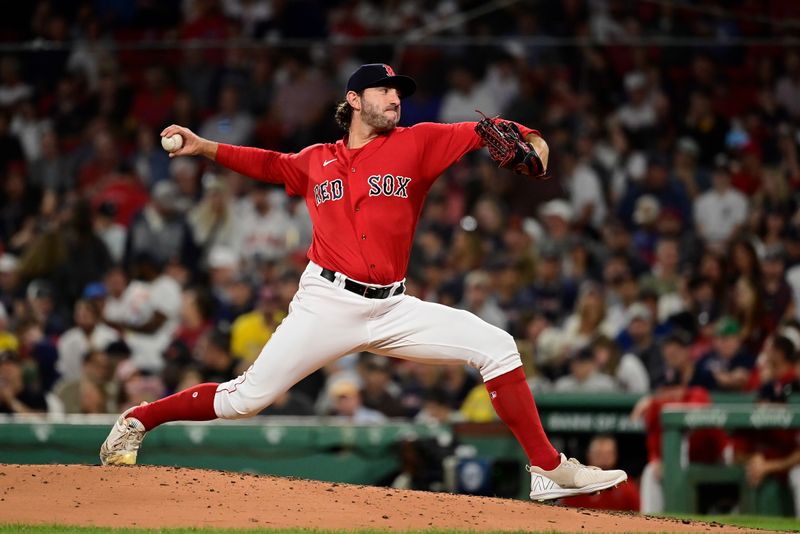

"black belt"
[320,268,405,299]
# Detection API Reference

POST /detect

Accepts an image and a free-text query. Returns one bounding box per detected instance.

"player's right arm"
[159,124,307,194]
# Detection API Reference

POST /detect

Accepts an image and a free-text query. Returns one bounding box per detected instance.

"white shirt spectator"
[439,84,499,124]
[567,162,607,229]
[554,371,618,393]
[56,324,119,381]
[104,276,182,373]
[693,188,748,245]
[236,197,295,263]
[776,75,800,119]
[614,353,650,393]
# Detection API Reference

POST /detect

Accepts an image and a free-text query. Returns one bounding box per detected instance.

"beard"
[361,99,399,132]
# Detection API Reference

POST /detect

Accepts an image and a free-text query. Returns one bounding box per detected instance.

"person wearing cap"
[107,63,628,502]
[691,316,757,392]
[326,377,387,424]
[693,155,748,248]
[616,151,691,231]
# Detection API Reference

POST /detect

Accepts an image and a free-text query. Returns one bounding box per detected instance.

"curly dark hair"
[335,100,354,131]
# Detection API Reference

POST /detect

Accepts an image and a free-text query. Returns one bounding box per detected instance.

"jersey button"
[355,207,360,212]
[361,234,366,240]
[370,264,375,269]
[351,167,356,172]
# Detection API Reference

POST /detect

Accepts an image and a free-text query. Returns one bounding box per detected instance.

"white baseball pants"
[213,261,522,419]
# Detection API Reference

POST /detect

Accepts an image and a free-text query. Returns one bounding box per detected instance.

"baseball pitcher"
[101,64,627,501]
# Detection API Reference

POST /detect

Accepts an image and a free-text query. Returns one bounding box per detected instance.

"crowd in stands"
[1,0,800,510]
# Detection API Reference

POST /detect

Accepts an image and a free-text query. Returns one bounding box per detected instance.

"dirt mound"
[0,464,746,532]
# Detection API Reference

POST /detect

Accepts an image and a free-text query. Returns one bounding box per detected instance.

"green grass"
[3,517,799,533]
[656,514,800,532]
[0,528,551,534]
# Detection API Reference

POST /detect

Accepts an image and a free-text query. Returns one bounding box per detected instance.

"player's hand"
[630,395,652,420]
[160,124,208,159]
[746,453,769,487]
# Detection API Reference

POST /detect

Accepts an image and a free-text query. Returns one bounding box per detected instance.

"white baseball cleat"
[99,403,148,466]
[527,453,628,501]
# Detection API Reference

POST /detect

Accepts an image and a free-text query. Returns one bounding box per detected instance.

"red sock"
[129,383,219,431]
[485,367,560,470]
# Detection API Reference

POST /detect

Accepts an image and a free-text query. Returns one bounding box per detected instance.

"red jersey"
[215,121,538,284]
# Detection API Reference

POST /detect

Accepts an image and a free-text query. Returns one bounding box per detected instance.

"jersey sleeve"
[414,121,542,179]
[215,144,309,197]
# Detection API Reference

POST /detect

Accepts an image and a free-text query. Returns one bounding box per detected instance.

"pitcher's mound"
[1,464,742,532]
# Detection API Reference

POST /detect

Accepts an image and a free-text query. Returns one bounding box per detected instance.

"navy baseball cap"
[346,64,416,98]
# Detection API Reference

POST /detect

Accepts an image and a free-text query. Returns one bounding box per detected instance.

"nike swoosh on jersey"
[323,158,337,167]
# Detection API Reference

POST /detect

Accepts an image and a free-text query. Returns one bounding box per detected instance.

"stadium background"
[0,0,799,519]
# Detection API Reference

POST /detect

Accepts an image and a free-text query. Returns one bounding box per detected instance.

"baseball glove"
[474,111,547,178]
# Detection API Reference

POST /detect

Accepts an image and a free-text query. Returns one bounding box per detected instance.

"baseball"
[161,134,183,153]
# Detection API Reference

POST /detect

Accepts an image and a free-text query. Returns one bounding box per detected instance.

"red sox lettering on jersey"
[215,121,538,284]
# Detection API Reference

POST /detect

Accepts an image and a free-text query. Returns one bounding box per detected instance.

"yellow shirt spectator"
[230,286,285,362]
[459,383,497,423]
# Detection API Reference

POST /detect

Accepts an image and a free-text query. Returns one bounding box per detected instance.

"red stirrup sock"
[485,367,560,470]
[128,383,219,431]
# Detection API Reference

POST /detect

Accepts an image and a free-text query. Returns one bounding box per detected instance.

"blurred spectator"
[561,149,607,231]
[693,157,748,248]
[56,298,118,382]
[738,335,800,516]
[103,253,182,373]
[554,346,617,393]
[616,302,663,386]
[93,202,126,263]
[236,182,294,265]
[458,270,507,330]
[130,66,176,130]
[29,130,70,194]
[258,387,315,417]
[0,57,32,107]
[592,335,649,394]
[691,317,757,392]
[775,52,800,120]
[199,84,254,147]
[131,126,171,187]
[52,349,114,414]
[0,302,18,354]
[561,435,641,511]
[633,332,729,514]
[0,350,46,414]
[358,354,405,418]
[196,328,243,383]
[562,281,616,351]
[188,173,242,264]
[326,377,387,424]
[174,288,214,353]
[615,71,657,148]
[126,180,197,267]
[439,65,498,124]
[230,286,283,363]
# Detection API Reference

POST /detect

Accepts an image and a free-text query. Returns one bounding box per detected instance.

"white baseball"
[161,134,184,153]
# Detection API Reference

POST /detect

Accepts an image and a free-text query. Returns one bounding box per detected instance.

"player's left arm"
[415,120,548,179]
[474,114,548,178]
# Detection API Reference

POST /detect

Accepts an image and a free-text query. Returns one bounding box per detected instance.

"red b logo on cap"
[383,64,395,76]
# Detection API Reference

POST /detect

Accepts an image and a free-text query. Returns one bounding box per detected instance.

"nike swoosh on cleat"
[323,159,337,167]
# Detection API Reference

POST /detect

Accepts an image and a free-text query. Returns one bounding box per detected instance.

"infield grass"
[656,514,799,532]
[2,516,797,533]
